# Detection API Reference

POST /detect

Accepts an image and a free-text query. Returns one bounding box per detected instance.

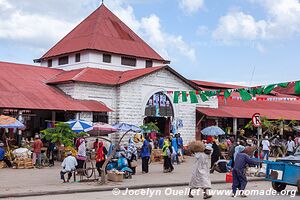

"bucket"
[226,172,233,183]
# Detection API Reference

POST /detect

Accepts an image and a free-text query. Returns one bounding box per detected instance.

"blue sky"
[0,0,300,86]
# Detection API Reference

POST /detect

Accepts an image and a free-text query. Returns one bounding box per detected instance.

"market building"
[1,4,300,145]
[0,4,217,144]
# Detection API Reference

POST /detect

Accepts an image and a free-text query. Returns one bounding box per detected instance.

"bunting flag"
[238,89,252,101]
[295,81,300,94]
[169,80,300,104]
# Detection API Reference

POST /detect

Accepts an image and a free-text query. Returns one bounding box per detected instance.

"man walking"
[261,136,270,160]
[286,136,295,156]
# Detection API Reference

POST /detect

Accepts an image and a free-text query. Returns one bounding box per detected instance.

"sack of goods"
[188,141,205,153]
[13,148,31,159]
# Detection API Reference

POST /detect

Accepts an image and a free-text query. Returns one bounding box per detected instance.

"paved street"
[0,157,263,198]
[9,181,298,200]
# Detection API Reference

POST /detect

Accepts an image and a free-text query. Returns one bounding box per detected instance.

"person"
[93,139,99,151]
[188,145,213,199]
[158,135,164,149]
[140,136,151,174]
[210,156,229,173]
[95,141,107,176]
[286,136,295,156]
[272,136,283,158]
[232,145,261,197]
[211,140,221,169]
[171,134,179,164]
[47,141,56,167]
[294,134,300,147]
[76,138,86,170]
[162,140,173,173]
[0,142,12,168]
[261,136,270,160]
[177,133,184,156]
[32,135,43,168]
[60,151,77,183]
[126,138,138,175]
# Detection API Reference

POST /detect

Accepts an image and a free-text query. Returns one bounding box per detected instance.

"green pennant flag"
[224,90,232,99]
[200,93,209,102]
[189,91,198,103]
[256,87,263,95]
[239,89,252,101]
[278,82,289,88]
[204,91,214,97]
[182,91,187,102]
[249,88,257,97]
[173,91,180,104]
[295,81,300,94]
[263,84,276,94]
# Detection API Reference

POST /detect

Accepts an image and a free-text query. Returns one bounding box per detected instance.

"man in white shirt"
[286,136,295,156]
[261,136,270,160]
[60,151,78,183]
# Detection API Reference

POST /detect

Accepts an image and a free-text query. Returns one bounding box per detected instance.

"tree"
[140,122,159,134]
[41,122,87,147]
[245,117,297,136]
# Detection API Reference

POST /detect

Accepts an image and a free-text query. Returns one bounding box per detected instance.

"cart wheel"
[272,182,287,192]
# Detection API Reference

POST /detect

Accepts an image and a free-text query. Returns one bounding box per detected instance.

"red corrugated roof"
[274,82,298,95]
[47,66,168,86]
[0,61,112,112]
[191,80,244,90]
[38,4,168,63]
[197,96,300,120]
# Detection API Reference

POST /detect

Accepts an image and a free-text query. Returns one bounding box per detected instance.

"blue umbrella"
[0,120,25,129]
[201,126,225,136]
[65,119,93,133]
[112,123,141,132]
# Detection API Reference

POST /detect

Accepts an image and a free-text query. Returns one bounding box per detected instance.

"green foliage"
[140,122,160,134]
[41,122,87,147]
[245,117,296,135]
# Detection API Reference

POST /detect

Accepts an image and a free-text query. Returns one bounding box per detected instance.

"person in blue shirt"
[232,146,261,197]
[0,142,12,168]
[158,135,164,149]
[171,134,179,164]
[140,136,151,173]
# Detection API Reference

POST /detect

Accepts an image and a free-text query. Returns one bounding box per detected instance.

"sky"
[0,0,300,86]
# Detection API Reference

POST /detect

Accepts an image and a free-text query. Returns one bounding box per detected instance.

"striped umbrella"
[65,119,93,133]
[89,122,117,136]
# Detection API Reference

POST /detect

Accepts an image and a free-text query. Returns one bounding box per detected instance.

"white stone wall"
[41,50,165,71]
[56,69,218,145]
[116,69,218,144]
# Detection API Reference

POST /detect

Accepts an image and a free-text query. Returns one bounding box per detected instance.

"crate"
[0,161,6,169]
[107,171,123,182]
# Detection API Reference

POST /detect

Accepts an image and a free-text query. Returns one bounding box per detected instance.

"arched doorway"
[144,92,174,136]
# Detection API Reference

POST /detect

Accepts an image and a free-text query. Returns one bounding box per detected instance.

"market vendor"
[0,142,13,168]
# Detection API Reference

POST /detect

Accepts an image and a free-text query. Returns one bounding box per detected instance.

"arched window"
[145,92,173,117]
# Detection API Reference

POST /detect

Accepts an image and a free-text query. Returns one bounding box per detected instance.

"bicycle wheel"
[83,159,94,178]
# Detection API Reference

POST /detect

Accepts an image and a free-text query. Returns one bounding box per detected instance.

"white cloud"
[108,1,196,62]
[178,0,204,14]
[0,0,195,63]
[213,0,300,43]
[212,11,267,41]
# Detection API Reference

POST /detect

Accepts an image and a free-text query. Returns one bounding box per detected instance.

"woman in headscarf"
[76,138,86,169]
[162,139,174,173]
[188,145,213,199]
[126,138,138,175]
[96,141,108,176]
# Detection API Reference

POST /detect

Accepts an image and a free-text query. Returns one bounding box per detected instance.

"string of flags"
[167,80,300,104]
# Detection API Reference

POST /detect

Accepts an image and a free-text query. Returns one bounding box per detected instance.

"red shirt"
[33,139,43,153]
